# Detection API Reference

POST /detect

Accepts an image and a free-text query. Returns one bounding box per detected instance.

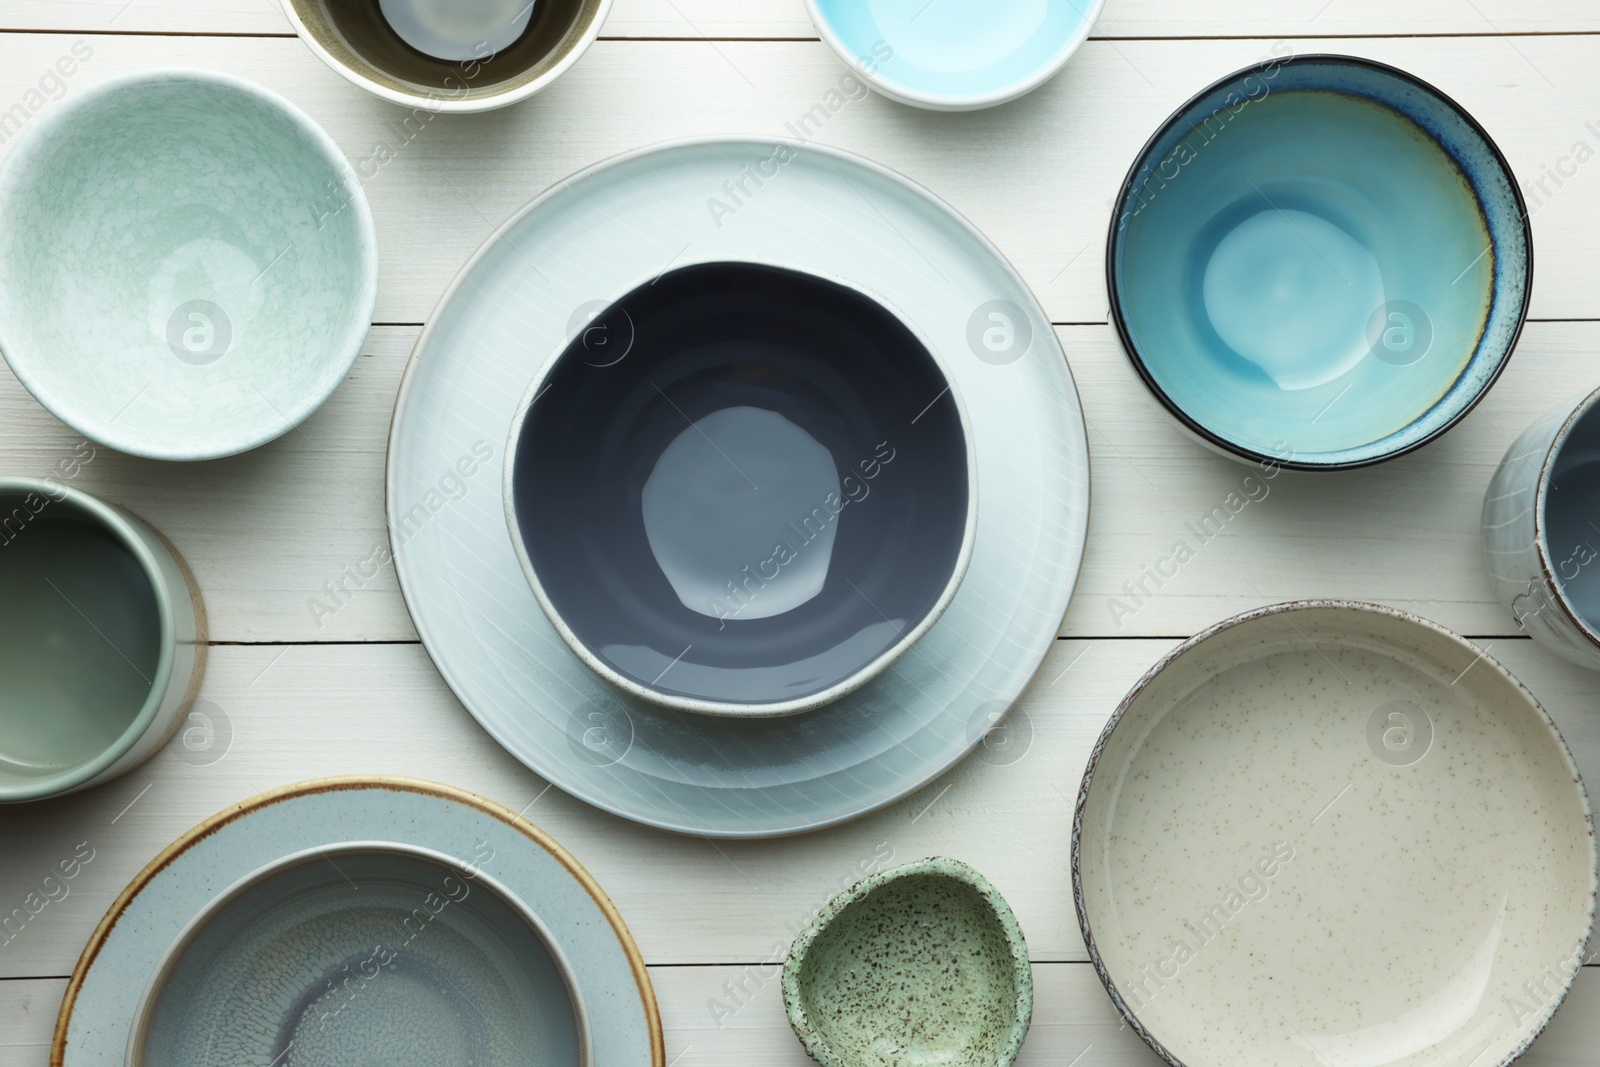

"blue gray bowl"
[505,261,977,718]
[131,843,589,1067]
[1108,55,1530,470]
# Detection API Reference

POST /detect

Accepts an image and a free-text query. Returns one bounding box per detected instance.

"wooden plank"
[2,0,1597,40]
[0,977,66,1067]
[7,965,1600,1066]
[2,323,1594,645]
[0,637,1595,977]
[654,963,1600,1067]
[0,35,1598,325]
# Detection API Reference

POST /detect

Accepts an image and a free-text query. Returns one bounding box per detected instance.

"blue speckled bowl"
[1109,55,1530,470]
[803,0,1105,111]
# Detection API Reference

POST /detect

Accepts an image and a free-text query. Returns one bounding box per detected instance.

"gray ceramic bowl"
[282,0,613,112]
[504,259,979,718]
[0,69,377,461]
[131,841,591,1067]
[0,477,205,802]
[782,857,1033,1067]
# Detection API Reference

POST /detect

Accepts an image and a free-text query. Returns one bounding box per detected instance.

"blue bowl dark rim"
[1104,53,1534,473]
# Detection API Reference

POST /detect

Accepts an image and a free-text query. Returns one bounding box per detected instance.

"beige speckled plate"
[1073,601,1597,1067]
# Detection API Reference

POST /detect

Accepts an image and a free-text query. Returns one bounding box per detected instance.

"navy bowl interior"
[509,261,969,710]
[1546,399,1600,631]
[1109,55,1530,469]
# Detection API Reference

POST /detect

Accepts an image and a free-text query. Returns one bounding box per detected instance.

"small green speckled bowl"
[782,857,1033,1067]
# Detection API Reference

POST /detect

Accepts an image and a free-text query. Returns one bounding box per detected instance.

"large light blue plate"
[386,138,1091,838]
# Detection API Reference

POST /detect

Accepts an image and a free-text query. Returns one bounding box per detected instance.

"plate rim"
[1069,598,1599,1067]
[50,774,665,1067]
[383,134,1092,838]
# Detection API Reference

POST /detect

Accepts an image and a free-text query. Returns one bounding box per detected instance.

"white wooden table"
[4,2,1600,1063]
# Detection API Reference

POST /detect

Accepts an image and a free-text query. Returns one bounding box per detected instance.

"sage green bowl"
[782,857,1033,1067]
[0,477,206,803]
[0,70,377,461]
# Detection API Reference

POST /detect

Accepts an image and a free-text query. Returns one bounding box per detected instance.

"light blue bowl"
[1109,55,1530,470]
[803,0,1104,111]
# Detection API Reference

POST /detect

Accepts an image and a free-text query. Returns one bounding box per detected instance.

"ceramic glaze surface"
[1547,438,1600,626]
[386,138,1091,836]
[783,857,1033,1067]
[282,0,610,113]
[506,261,973,715]
[0,70,376,461]
[378,0,535,61]
[57,779,662,1066]
[1075,603,1596,1067]
[805,0,1103,110]
[0,515,157,777]
[1111,57,1529,469]
[138,847,584,1067]
[1483,386,1600,670]
[0,478,203,802]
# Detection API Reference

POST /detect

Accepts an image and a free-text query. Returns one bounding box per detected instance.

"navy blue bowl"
[1109,54,1531,470]
[504,261,976,716]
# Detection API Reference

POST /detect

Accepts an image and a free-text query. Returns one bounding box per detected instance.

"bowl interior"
[1077,605,1595,1067]
[810,0,1097,104]
[135,844,586,1067]
[1544,397,1600,633]
[0,488,161,793]
[0,74,373,459]
[289,0,605,102]
[508,260,971,712]
[1111,57,1528,467]
[795,869,1025,1065]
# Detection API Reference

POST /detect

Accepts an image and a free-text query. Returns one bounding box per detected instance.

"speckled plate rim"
[0,68,379,461]
[781,855,1034,1067]
[124,839,596,1067]
[1531,384,1600,654]
[51,776,664,1067]
[801,0,1107,111]
[383,135,1092,838]
[1105,53,1534,472]
[500,255,981,718]
[1068,600,1598,1067]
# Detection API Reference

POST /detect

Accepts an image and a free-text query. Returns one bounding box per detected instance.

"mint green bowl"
[783,857,1034,1067]
[0,477,206,802]
[0,70,377,461]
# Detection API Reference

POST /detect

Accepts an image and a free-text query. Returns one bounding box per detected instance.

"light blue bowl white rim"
[0,68,379,462]
[801,0,1107,111]
[1105,53,1534,471]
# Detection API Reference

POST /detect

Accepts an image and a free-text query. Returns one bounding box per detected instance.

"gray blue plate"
[55,778,662,1066]
[386,138,1090,838]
